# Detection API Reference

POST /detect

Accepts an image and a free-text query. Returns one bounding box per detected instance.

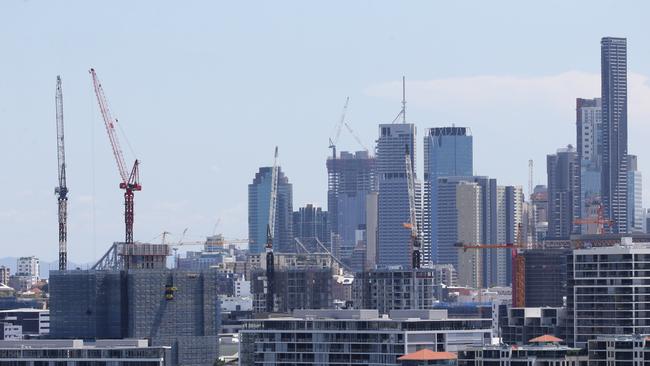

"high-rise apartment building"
[493,185,522,287]
[627,155,643,232]
[546,145,580,239]
[566,239,650,348]
[248,166,293,254]
[326,151,377,261]
[423,127,473,265]
[292,204,329,246]
[376,123,419,269]
[576,97,603,228]
[601,37,628,233]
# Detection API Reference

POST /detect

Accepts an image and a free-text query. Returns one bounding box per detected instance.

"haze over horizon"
[2,0,650,262]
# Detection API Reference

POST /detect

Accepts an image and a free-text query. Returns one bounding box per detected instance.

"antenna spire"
[401,76,406,123]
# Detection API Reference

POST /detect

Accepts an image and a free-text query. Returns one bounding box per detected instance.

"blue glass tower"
[248,167,293,254]
[423,127,473,264]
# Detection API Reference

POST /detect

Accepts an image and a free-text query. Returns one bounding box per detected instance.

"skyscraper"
[627,155,643,232]
[576,97,603,228]
[423,127,473,265]
[326,151,377,261]
[456,181,483,288]
[601,37,628,233]
[546,145,580,239]
[248,167,293,254]
[376,123,418,269]
[292,204,329,247]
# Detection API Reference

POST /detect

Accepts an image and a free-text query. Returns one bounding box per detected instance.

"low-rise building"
[353,268,440,315]
[0,339,171,365]
[493,304,566,345]
[239,309,492,365]
[587,335,650,365]
[458,335,586,365]
[0,308,49,338]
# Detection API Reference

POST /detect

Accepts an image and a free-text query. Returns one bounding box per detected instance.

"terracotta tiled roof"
[529,334,563,343]
[398,349,457,361]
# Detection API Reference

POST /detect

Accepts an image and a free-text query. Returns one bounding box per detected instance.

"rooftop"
[529,335,563,343]
[398,349,457,361]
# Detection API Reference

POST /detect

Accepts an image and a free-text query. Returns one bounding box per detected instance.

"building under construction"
[249,247,341,313]
[49,243,220,366]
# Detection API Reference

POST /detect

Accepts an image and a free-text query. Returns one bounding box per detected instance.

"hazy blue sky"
[2,1,650,265]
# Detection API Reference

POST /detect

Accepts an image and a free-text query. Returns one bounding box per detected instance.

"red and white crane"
[55,76,68,270]
[90,68,141,244]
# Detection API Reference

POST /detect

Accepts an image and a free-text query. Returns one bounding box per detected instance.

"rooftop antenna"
[401,76,406,123]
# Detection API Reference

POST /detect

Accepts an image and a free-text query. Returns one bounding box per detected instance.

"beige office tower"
[456,182,483,288]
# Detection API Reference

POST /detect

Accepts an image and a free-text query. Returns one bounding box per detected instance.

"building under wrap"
[49,269,220,366]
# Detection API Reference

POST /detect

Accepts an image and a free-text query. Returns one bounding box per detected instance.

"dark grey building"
[327,150,377,260]
[523,248,569,307]
[423,127,473,266]
[494,304,567,346]
[547,145,580,239]
[49,269,220,366]
[601,37,628,234]
[248,166,293,254]
[292,204,329,246]
[250,268,333,313]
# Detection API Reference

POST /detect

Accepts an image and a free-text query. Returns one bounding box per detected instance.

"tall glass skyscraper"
[546,145,580,239]
[248,167,293,254]
[423,127,473,265]
[376,123,419,269]
[326,151,377,261]
[576,97,602,233]
[601,37,628,233]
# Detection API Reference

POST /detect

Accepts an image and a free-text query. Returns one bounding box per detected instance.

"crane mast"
[404,145,421,269]
[55,76,68,271]
[90,68,141,244]
[266,146,279,313]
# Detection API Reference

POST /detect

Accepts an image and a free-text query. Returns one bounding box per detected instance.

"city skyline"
[3,1,650,262]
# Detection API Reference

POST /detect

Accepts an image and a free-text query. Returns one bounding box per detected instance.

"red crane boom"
[90,68,141,244]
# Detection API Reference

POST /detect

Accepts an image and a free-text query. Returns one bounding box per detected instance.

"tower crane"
[328,97,349,159]
[266,146,279,313]
[55,76,68,271]
[90,68,142,244]
[455,223,526,307]
[574,204,613,234]
[403,145,421,269]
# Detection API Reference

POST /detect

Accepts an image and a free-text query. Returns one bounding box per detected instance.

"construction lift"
[90,69,142,244]
[266,147,279,313]
[54,76,68,271]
